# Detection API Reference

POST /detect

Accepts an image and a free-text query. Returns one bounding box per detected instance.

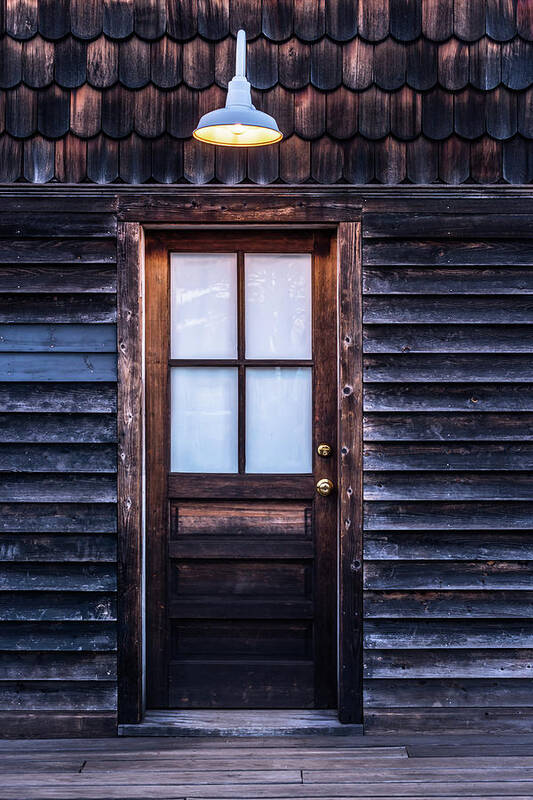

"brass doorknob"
[316,478,334,497]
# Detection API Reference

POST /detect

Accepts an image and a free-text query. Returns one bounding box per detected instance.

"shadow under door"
[146,231,337,709]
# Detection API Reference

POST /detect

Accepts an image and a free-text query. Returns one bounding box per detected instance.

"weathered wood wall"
[0,200,118,737]
[362,203,533,733]
[1,189,533,736]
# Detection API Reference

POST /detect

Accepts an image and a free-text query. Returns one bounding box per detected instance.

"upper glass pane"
[245,254,312,359]
[170,253,237,359]
[245,367,312,474]
[170,367,238,473]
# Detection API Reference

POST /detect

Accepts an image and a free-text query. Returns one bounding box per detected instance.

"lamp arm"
[235,29,246,77]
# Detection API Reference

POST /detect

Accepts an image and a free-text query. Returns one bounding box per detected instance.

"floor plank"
[4,733,533,800]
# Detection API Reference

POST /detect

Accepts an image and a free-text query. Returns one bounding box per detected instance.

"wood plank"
[364,324,533,354]
[169,662,315,708]
[364,412,533,441]
[364,442,533,471]
[364,267,533,295]
[169,539,314,559]
[0,622,116,650]
[364,239,533,266]
[0,681,117,712]
[0,592,116,621]
[364,501,533,530]
[0,325,117,352]
[119,191,362,223]
[364,590,533,618]
[0,195,117,214]
[0,239,116,264]
[168,599,314,619]
[364,383,533,412]
[0,383,117,413]
[0,444,117,472]
[0,711,116,739]
[116,221,143,726]
[365,561,533,589]
[167,474,315,500]
[0,353,117,381]
[0,652,116,680]
[364,295,533,324]
[0,265,116,293]
[363,213,533,239]
[364,354,533,382]
[364,531,533,560]
[82,751,411,769]
[0,295,116,323]
[0,532,116,562]
[0,474,117,503]
[0,213,116,237]
[364,619,533,648]
[338,221,363,723]
[0,563,116,591]
[145,234,169,711]
[364,707,533,734]
[0,503,117,533]
[4,777,533,797]
[364,471,533,501]
[0,414,116,443]
[364,648,533,678]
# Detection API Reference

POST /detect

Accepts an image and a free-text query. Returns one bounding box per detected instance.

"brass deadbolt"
[316,478,334,497]
[317,443,332,458]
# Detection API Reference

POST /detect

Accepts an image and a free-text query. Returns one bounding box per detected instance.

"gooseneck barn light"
[193,30,283,147]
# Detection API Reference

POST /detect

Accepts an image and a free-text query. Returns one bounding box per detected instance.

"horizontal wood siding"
[0,214,117,737]
[362,213,533,733]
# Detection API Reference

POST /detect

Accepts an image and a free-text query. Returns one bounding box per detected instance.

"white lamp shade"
[193,30,283,147]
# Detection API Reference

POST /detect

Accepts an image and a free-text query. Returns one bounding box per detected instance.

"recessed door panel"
[146,231,337,709]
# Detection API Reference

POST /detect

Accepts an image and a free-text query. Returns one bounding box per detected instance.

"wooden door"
[146,231,337,709]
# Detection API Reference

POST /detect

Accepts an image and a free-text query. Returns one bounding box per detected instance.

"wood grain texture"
[338,222,363,723]
[116,222,143,725]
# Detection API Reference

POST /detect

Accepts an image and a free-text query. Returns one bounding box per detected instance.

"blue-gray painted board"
[0,353,117,381]
[0,325,117,353]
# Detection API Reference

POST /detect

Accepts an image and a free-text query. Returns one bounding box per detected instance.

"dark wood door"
[146,231,337,709]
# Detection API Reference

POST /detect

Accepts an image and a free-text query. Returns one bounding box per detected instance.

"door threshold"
[119,710,363,737]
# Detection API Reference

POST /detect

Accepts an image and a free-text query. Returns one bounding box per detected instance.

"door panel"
[146,231,337,709]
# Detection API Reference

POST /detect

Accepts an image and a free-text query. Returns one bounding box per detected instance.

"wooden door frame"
[116,190,363,726]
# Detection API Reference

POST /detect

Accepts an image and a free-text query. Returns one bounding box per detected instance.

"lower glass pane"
[245,367,312,474]
[171,367,238,473]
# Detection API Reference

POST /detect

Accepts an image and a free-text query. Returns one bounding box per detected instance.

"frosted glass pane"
[171,253,237,359]
[245,254,312,359]
[246,368,312,473]
[171,368,238,473]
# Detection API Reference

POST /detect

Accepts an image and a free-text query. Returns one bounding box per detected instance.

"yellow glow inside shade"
[193,124,283,147]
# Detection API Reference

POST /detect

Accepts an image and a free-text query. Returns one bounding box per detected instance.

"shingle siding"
[0,0,532,184]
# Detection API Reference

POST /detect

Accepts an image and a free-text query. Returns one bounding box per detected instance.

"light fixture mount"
[193,30,283,147]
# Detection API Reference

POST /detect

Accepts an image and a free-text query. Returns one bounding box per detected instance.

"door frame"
[116,190,363,726]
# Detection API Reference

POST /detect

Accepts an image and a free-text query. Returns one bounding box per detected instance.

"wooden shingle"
[453,0,485,41]
[0,0,530,183]
[5,0,38,40]
[326,0,357,41]
[55,37,87,89]
[70,0,103,39]
[103,0,134,39]
[390,0,421,42]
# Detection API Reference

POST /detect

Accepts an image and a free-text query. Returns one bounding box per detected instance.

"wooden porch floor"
[2,733,533,799]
